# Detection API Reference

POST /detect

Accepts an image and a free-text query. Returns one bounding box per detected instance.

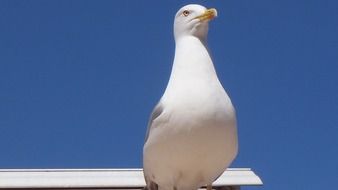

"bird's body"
[143,4,238,190]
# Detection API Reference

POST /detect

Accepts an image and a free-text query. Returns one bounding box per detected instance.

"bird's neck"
[170,36,218,82]
[161,36,223,105]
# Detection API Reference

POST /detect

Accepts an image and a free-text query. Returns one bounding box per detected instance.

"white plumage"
[143,4,238,190]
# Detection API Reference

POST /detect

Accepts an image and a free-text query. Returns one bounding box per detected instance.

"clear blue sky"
[1,0,337,189]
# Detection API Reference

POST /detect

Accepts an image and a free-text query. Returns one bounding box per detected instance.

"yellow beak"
[195,8,218,21]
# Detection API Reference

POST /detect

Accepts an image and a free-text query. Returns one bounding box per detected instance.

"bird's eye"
[182,10,190,17]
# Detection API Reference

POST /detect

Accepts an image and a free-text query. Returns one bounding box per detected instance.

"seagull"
[143,4,238,190]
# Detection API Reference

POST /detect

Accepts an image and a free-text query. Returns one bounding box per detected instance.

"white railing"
[0,168,262,189]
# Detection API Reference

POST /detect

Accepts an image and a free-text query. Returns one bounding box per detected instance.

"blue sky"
[0,0,337,189]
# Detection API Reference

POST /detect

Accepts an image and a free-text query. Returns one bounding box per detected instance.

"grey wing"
[144,101,164,143]
[143,102,163,190]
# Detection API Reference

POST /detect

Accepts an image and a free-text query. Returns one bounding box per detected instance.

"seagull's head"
[174,4,217,41]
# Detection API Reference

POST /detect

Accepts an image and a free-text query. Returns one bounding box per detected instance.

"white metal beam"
[0,168,262,189]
